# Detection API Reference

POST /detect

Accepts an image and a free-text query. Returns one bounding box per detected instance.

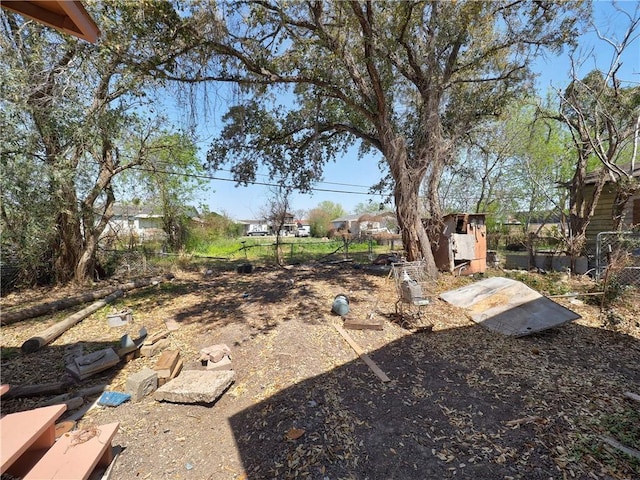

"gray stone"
[126,367,158,401]
[153,370,235,404]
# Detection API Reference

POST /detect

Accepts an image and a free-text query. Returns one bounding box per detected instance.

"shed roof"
[584,163,640,185]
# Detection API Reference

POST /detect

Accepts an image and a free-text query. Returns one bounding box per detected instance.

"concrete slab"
[440,276,581,337]
[154,370,235,404]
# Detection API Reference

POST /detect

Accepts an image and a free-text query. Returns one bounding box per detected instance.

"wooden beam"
[1,1,99,43]
[601,436,640,461]
[21,290,124,354]
[333,323,390,383]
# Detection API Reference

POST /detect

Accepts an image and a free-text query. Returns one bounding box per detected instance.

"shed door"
[452,234,476,260]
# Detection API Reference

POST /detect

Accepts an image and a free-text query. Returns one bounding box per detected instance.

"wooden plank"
[169,359,183,380]
[333,324,390,383]
[601,436,640,461]
[23,422,120,480]
[154,350,180,378]
[1,404,67,474]
[343,317,384,331]
[623,391,640,403]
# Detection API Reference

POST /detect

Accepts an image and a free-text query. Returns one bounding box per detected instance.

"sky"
[166,1,640,221]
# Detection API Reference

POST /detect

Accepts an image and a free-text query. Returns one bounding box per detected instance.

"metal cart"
[391,260,434,329]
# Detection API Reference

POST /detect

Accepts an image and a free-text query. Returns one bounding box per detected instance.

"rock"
[199,344,231,363]
[153,370,235,404]
[126,367,158,402]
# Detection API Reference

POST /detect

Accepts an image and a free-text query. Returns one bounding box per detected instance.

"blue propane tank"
[332,294,350,316]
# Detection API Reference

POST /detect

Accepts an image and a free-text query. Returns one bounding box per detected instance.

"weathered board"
[439,276,581,337]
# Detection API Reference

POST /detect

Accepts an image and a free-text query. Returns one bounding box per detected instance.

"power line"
[130,166,382,196]
[215,167,373,189]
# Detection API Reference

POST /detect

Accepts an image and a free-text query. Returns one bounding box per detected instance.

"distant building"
[104,203,200,243]
[581,164,640,249]
[331,212,397,236]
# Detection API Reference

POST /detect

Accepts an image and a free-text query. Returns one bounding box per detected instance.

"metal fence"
[595,231,640,286]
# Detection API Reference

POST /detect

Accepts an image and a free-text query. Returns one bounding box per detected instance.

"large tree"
[199,0,586,276]
[0,2,218,283]
[553,9,640,263]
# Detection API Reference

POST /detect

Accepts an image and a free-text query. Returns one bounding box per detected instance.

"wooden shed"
[428,213,487,275]
[583,164,640,252]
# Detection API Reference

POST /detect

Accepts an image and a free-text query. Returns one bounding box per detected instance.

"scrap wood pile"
[0,275,236,419]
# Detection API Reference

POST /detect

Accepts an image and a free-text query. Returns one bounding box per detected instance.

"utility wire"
[214,167,372,189]
[130,166,382,196]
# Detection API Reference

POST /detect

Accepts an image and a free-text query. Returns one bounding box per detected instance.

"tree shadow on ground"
[229,321,640,479]
[161,264,384,332]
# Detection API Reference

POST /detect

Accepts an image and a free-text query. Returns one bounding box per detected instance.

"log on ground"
[2,276,165,325]
[21,290,124,354]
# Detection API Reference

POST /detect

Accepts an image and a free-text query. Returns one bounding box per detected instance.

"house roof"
[584,163,640,185]
[331,214,361,223]
[1,1,100,43]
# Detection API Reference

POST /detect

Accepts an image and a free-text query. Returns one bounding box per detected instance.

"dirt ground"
[1,263,639,480]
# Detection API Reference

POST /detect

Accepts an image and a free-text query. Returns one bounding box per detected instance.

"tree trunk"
[53,183,84,283]
[75,233,98,283]
[2,277,164,325]
[21,290,124,354]
[392,163,438,278]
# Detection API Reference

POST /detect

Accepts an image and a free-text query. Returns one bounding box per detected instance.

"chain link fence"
[595,231,640,286]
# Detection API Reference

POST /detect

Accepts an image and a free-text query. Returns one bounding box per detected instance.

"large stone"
[206,355,232,372]
[126,367,158,402]
[153,370,235,404]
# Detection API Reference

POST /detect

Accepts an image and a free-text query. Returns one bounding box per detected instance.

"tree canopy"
[0,2,217,284]
[201,0,587,275]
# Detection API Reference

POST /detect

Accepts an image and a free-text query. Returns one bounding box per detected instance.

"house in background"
[238,220,270,236]
[331,212,397,236]
[104,203,200,244]
[582,164,640,252]
[238,212,297,236]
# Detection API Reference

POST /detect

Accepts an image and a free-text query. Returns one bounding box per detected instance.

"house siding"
[583,185,639,252]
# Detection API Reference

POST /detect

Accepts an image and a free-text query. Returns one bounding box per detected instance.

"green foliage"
[185,212,244,252]
[441,98,573,224]
[308,201,345,237]
[0,2,219,282]
[352,201,393,216]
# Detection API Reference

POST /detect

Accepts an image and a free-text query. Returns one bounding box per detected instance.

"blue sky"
[167,1,640,221]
